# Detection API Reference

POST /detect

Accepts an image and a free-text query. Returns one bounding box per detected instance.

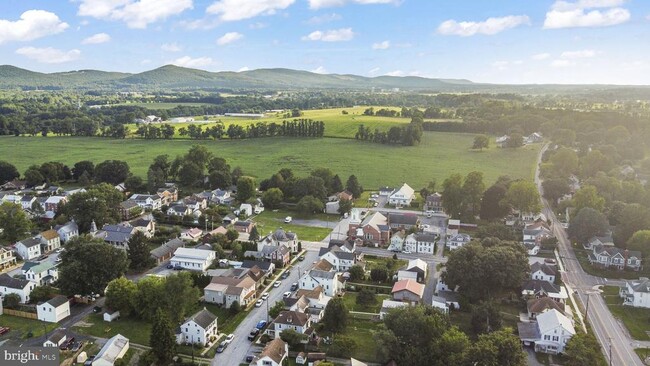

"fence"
[3,308,37,319]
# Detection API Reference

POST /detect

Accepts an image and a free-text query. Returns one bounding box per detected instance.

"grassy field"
[73,314,153,346]
[319,319,384,363]
[602,285,650,340]
[252,209,335,242]
[0,314,59,340]
[0,133,540,190]
[341,292,390,313]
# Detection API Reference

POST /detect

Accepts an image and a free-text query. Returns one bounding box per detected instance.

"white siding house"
[388,183,415,207]
[621,278,650,308]
[170,248,215,272]
[178,308,218,347]
[37,295,71,323]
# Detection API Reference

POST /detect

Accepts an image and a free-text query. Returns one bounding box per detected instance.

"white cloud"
[368,67,380,75]
[206,0,295,22]
[238,66,250,72]
[312,66,328,74]
[77,0,193,29]
[305,13,342,25]
[385,70,404,76]
[551,59,575,67]
[560,49,597,59]
[15,47,81,64]
[532,53,551,60]
[544,0,630,29]
[302,28,354,42]
[217,32,243,45]
[170,56,214,68]
[308,0,400,10]
[161,42,182,52]
[437,15,530,36]
[249,22,267,29]
[372,40,390,50]
[82,32,111,44]
[0,10,69,44]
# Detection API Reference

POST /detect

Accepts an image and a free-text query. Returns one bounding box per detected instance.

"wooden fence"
[3,308,37,319]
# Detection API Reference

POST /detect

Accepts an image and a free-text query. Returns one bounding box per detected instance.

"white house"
[239,203,253,217]
[300,270,344,297]
[389,231,405,252]
[379,299,411,320]
[93,334,129,366]
[129,194,162,211]
[43,330,67,348]
[0,273,36,303]
[253,338,288,366]
[54,220,79,243]
[530,262,557,284]
[23,261,59,286]
[0,247,17,271]
[319,247,356,272]
[204,276,257,308]
[388,183,415,207]
[37,295,71,323]
[621,278,650,308]
[518,309,575,355]
[177,308,218,347]
[257,228,299,253]
[404,233,436,254]
[397,259,428,282]
[446,233,471,250]
[104,310,121,322]
[15,237,42,261]
[170,248,215,271]
[269,310,312,339]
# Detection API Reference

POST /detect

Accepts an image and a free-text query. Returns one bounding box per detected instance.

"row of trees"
[354,121,423,146]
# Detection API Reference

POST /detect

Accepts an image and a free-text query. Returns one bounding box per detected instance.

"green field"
[0,133,540,189]
[602,285,650,341]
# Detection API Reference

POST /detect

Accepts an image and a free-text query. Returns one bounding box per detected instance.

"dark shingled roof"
[275,310,310,326]
[531,262,557,276]
[0,273,31,289]
[186,308,217,329]
[258,338,287,364]
[46,295,69,308]
[47,330,67,345]
[527,297,565,315]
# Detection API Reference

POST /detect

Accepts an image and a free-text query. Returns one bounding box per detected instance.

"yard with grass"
[252,209,334,242]
[0,131,540,190]
[341,292,391,313]
[575,249,650,280]
[602,285,650,341]
[72,314,152,346]
[320,319,385,363]
[0,314,59,340]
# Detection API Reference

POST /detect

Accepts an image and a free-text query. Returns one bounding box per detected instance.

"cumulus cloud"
[161,42,182,52]
[544,0,630,29]
[531,53,551,60]
[217,32,243,45]
[437,15,530,36]
[77,0,193,29]
[305,13,342,25]
[308,0,400,10]
[372,40,390,50]
[82,32,111,44]
[206,0,294,22]
[15,47,81,64]
[170,56,214,68]
[302,28,354,41]
[560,49,597,59]
[0,10,69,44]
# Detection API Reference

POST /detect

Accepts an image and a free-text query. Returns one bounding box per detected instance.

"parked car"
[248,328,260,341]
[71,342,83,352]
[283,291,292,298]
[166,263,174,269]
[55,257,62,263]
[256,320,267,329]
[402,250,412,254]
[273,281,281,288]
[216,341,228,353]
[173,264,184,270]
[298,255,305,261]
[224,334,234,344]
[390,248,400,253]
[0,327,10,335]
[290,283,298,291]
[255,299,264,307]
[92,306,102,313]
[280,271,290,279]
[36,255,49,261]
[261,293,269,301]
[284,216,292,223]
[245,355,254,362]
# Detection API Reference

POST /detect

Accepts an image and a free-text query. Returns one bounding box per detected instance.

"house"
[300,269,344,297]
[403,233,436,254]
[239,203,253,217]
[446,233,471,250]
[525,132,543,144]
[531,262,557,284]
[388,183,415,207]
[588,245,642,271]
[391,279,425,303]
[259,245,291,266]
[252,338,288,366]
[20,195,36,211]
[167,204,192,217]
[431,295,452,314]
[527,297,566,320]
[1,179,27,190]
[54,220,78,243]
[241,260,276,275]
[180,228,203,242]
[204,275,257,308]
[425,193,443,212]
[312,259,334,272]
[129,217,156,238]
[22,261,58,286]
[294,286,332,311]
[37,295,71,323]
[156,187,178,206]
[39,229,61,253]
[351,359,368,366]
[388,231,405,252]
[129,194,163,211]
[93,334,130,366]
[210,189,231,205]
[44,196,67,212]
[348,210,390,246]
[177,308,218,347]
[170,247,216,271]
[15,237,42,261]
[222,214,238,225]
[257,228,299,253]
[43,329,67,347]
[219,266,266,288]
[496,135,509,148]
[327,239,355,253]
[184,196,208,211]
[92,224,135,250]
[621,278,650,308]
[379,299,411,319]
[0,273,36,303]
[518,309,575,355]
[0,247,17,270]
[104,310,121,322]
[233,220,255,233]
[396,259,428,282]
[523,222,553,246]
[584,233,614,250]
[119,200,143,220]
[150,238,186,265]
[524,242,541,256]
[388,213,419,230]
[448,220,460,235]
[268,310,312,339]
[324,200,340,215]
[521,280,568,303]
[318,246,357,272]
[379,187,394,196]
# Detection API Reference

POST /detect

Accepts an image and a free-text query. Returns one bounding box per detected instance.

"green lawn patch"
[575,249,650,280]
[602,285,650,341]
[72,314,152,346]
[252,209,333,241]
[341,292,390,313]
[635,348,650,364]
[0,314,59,339]
[320,319,384,363]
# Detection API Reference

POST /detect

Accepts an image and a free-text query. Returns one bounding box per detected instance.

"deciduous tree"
[150,308,176,365]
[322,297,348,333]
[127,232,154,271]
[236,176,256,202]
[105,277,137,316]
[568,207,609,246]
[0,160,19,184]
[503,180,541,215]
[0,202,31,242]
[472,135,489,150]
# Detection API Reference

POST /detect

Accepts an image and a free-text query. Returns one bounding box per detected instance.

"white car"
[255,299,264,307]
[224,334,234,344]
[273,281,281,288]
[283,291,292,298]
[261,292,269,301]
[284,216,292,223]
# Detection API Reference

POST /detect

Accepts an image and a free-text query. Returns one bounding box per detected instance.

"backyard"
[0,314,59,340]
[602,285,650,341]
[251,209,334,242]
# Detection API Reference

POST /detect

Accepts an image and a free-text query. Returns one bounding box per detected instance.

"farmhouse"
[403,233,436,254]
[446,233,471,250]
[530,262,557,284]
[518,309,575,355]
[15,237,42,261]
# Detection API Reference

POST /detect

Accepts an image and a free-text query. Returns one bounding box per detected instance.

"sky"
[1,0,650,84]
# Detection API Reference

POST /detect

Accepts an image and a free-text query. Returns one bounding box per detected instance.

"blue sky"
[1,0,649,84]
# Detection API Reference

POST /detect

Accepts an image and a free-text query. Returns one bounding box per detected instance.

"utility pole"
[585,293,590,319]
[609,337,612,366]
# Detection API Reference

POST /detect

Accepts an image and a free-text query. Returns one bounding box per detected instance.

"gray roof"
[241,260,273,271]
[309,270,336,279]
[630,278,650,293]
[0,273,31,289]
[234,220,253,227]
[54,221,78,234]
[594,245,642,259]
[522,279,562,294]
[272,228,296,241]
[328,239,354,251]
[531,262,557,276]
[187,308,217,329]
[169,204,189,213]
[414,233,437,243]
[517,322,540,340]
[275,310,310,326]
[388,213,419,225]
[46,295,69,307]
[47,330,67,344]
[18,237,41,248]
[100,225,134,243]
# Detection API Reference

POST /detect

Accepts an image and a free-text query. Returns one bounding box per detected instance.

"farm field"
[0,132,541,189]
[111,102,218,109]
[123,106,459,138]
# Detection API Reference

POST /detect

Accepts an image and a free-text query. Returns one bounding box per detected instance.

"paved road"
[212,249,320,366]
[535,143,643,366]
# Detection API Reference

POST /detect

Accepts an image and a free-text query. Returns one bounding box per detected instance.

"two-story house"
[252,338,288,366]
[0,273,36,303]
[157,186,179,206]
[259,245,290,266]
[391,279,425,304]
[318,246,357,272]
[588,245,642,271]
[388,213,419,231]
[92,224,135,250]
[0,247,17,271]
[170,247,216,272]
[521,279,568,303]
[388,183,415,207]
[425,192,443,212]
[167,204,192,217]
[204,276,257,308]
[119,200,143,220]
[518,309,575,355]
[37,295,71,323]
[403,233,436,254]
[177,308,218,347]
[348,209,390,247]
[268,310,312,340]
[446,233,471,251]
[128,194,162,211]
[39,229,61,253]
[257,229,299,253]
[621,278,650,308]
[54,220,78,243]
[530,262,557,284]
[15,237,42,261]
[22,261,58,286]
[300,269,344,297]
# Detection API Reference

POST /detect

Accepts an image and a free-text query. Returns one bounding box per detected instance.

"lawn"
[602,285,650,341]
[252,209,335,242]
[0,132,540,190]
[0,314,59,339]
[341,292,390,313]
[320,319,384,363]
[72,314,152,346]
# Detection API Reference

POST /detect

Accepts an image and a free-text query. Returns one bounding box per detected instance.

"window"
[552,336,559,341]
